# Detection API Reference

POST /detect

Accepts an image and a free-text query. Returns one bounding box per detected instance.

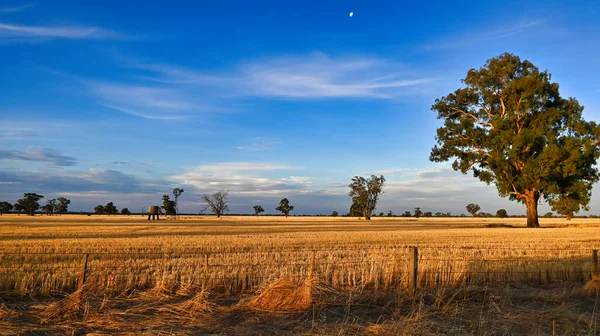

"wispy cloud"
[89,82,195,120]
[0,22,124,40]
[236,137,281,151]
[89,53,434,120]
[0,3,33,13]
[423,19,544,50]
[239,53,434,99]
[0,148,77,166]
[128,53,434,101]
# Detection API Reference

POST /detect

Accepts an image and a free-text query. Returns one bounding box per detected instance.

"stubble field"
[1,215,600,335]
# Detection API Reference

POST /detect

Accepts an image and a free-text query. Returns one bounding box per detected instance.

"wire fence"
[1,246,598,297]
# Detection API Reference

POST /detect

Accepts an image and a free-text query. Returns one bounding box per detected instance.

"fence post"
[79,253,89,289]
[593,249,599,280]
[202,253,210,290]
[408,247,418,294]
[309,250,316,278]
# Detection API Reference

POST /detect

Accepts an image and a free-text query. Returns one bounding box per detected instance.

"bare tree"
[203,189,229,218]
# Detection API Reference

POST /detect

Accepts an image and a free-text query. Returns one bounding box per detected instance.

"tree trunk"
[525,190,540,228]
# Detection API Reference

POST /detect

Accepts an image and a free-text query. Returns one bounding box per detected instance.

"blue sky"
[1,0,599,215]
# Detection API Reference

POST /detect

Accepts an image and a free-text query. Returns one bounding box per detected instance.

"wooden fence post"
[593,249,599,280]
[79,253,89,289]
[202,253,210,290]
[408,247,418,294]
[309,250,316,278]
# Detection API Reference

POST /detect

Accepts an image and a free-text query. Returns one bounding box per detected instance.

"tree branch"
[450,107,495,129]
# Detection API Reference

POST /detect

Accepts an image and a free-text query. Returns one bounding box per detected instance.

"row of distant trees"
[0,193,71,216]
[1,191,597,219]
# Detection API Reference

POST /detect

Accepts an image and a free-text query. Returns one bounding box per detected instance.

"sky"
[1,0,600,215]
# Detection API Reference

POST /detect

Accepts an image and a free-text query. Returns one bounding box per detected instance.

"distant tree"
[435,212,443,217]
[331,210,339,217]
[414,207,423,218]
[276,198,294,217]
[387,210,393,217]
[0,202,13,215]
[162,195,177,215]
[348,175,385,220]
[172,188,184,216]
[377,212,383,217]
[402,211,411,217]
[543,212,554,218]
[430,53,600,228]
[43,199,57,216]
[55,197,70,215]
[496,209,508,218]
[253,205,265,216]
[423,211,433,217]
[104,202,118,215]
[203,189,229,218]
[466,204,481,217]
[15,193,44,216]
[349,198,363,217]
[94,205,105,214]
[121,207,131,215]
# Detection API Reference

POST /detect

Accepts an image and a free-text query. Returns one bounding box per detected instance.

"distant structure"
[148,205,160,220]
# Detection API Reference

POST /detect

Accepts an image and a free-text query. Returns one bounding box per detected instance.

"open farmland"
[1,215,600,335]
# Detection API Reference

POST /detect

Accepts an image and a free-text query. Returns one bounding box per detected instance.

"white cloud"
[192,162,294,172]
[0,22,123,40]
[171,162,310,196]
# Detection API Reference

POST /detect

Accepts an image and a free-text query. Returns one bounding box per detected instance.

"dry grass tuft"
[246,277,315,312]
[174,290,215,317]
[41,286,87,320]
[583,279,600,296]
[245,276,344,312]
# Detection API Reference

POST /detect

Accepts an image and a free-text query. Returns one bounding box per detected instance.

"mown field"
[1,215,600,335]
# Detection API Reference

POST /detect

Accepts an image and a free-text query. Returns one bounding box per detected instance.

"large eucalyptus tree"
[430,53,600,227]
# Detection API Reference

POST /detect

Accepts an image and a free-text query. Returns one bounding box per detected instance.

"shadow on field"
[1,282,599,335]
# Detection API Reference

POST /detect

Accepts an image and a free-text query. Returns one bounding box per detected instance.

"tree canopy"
[104,202,118,215]
[496,209,508,218]
[162,195,177,215]
[253,205,265,216]
[56,197,70,215]
[348,175,385,220]
[15,193,44,216]
[94,205,105,214]
[466,203,481,217]
[276,198,294,217]
[430,53,600,227]
[0,202,13,215]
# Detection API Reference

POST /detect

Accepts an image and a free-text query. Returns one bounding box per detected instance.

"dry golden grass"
[1,214,600,298]
[1,214,600,334]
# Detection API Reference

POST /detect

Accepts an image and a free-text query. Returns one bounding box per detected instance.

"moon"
[349,12,354,17]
